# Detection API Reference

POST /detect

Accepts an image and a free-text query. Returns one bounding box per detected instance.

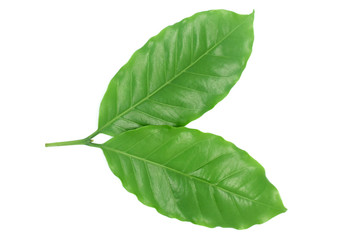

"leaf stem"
[86,129,100,140]
[87,142,102,148]
[45,138,92,147]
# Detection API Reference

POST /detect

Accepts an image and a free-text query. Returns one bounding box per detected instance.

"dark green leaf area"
[101,126,286,229]
[98,10,254,136]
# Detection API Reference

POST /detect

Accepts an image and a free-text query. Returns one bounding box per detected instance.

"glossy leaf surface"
[101,126,286,229]
[98,10,254,136]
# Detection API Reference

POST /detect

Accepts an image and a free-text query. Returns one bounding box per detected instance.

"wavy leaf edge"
[101,125,286,229]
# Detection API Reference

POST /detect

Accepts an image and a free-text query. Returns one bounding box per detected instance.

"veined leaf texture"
[98,10,254,136]
[46,9,286,230]
[102,126,286,229]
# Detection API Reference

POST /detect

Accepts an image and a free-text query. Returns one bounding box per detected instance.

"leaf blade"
[98,10,255,136]
[101,126,286,229]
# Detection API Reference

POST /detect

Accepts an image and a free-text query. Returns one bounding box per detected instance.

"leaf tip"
[282,206,288,213]
[249,9,255,20]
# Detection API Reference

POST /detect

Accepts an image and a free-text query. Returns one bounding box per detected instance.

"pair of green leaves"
[46,9,286,229]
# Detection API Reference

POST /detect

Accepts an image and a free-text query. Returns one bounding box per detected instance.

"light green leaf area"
[98,10,254,136]
[101,126,286,229]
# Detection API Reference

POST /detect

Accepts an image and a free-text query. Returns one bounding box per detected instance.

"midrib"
[102,144,283,211]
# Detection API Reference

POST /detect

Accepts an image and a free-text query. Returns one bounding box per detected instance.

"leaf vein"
[189,152,234,174]
[123,131,154,152]
[134,108,175,125]
[143,162,158,207]
[169,82,208,94]
[190,181,203,219]
[215,167,248,186]
[162,138,213,166]
[163,169,181,216]
[209,186,226,224]
[148,99,201,110]
[120,117,143,126]
[144,134,179,159]
[184,71,231,78]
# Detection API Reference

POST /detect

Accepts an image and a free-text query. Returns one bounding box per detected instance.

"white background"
[1,0,359,239]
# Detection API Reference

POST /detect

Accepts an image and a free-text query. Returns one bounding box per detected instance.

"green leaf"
[101,126,286,229]
[97,10,254,136]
